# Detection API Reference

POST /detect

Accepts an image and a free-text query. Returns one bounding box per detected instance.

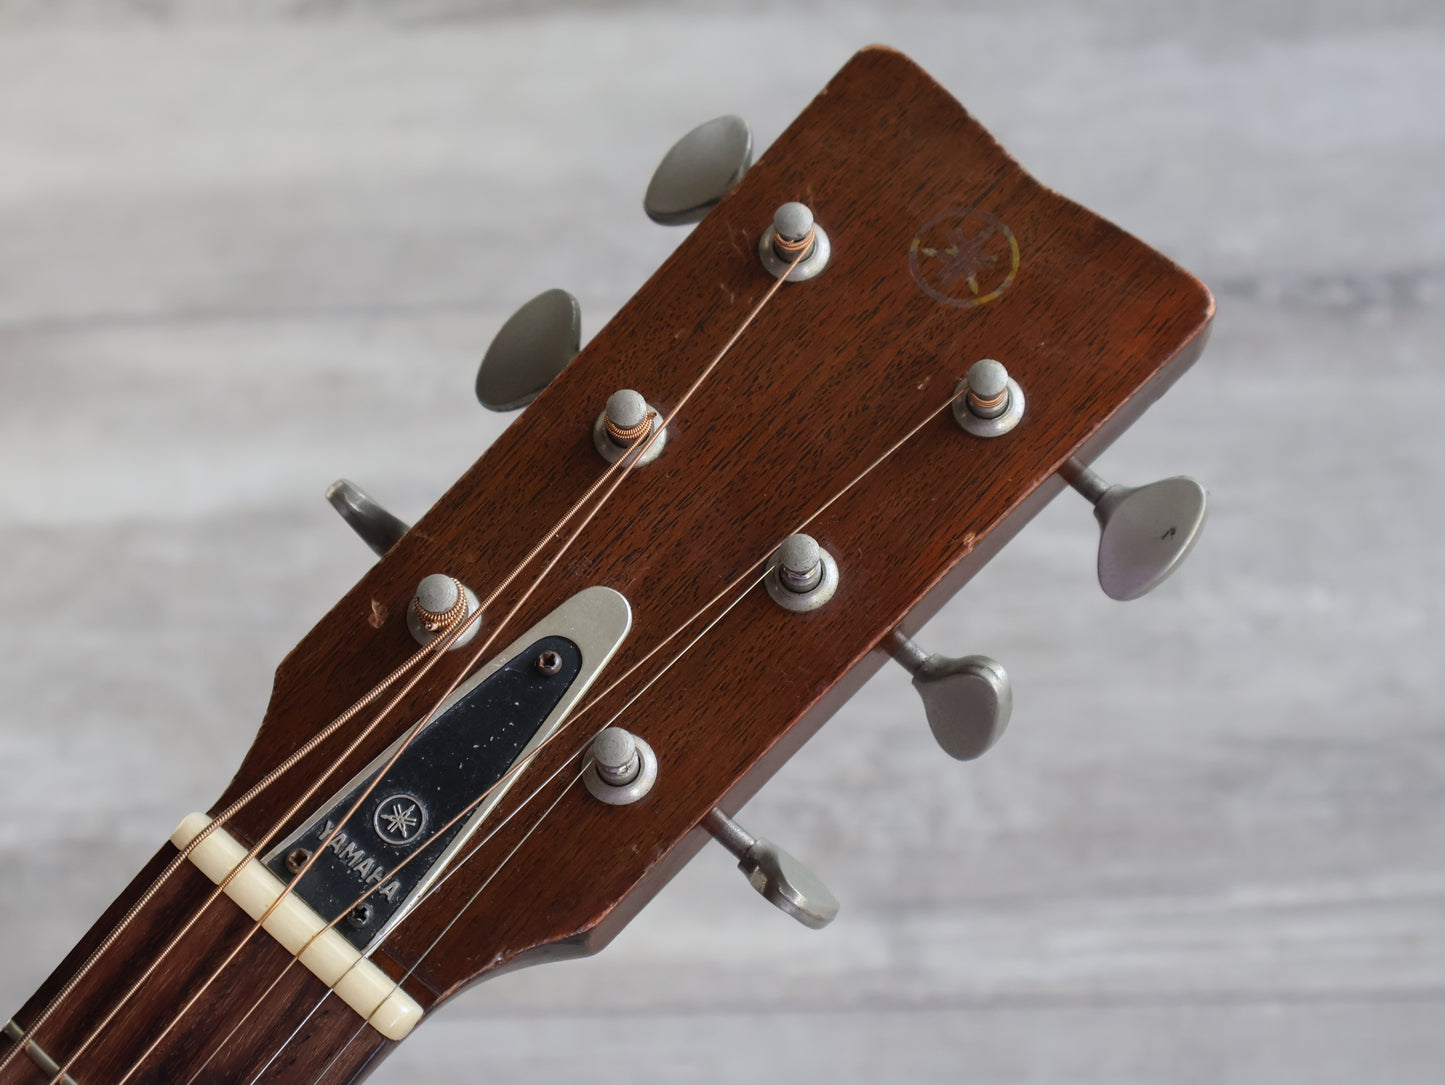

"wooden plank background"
[1,3,1441,1082]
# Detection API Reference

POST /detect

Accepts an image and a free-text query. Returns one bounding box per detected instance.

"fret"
[2,1021,77,1085]
[0,843,403,1084]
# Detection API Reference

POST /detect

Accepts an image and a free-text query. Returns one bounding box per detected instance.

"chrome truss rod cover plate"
[264,586,632,950]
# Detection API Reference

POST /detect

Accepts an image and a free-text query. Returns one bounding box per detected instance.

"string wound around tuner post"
[759,201,831,281]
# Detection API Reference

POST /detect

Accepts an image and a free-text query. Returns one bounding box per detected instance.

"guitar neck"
[2,842,400,1085]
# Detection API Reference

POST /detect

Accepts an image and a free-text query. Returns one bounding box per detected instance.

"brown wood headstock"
[216,45,1212,1013]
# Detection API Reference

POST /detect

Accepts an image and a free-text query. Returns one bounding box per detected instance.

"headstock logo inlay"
[908,208,1020,309]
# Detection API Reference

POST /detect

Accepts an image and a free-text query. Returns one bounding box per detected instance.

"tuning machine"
[326,480,411,557]
[1061,457,1208,601]
[475,288,582,411]
[702,808,838,930]
[643,115,753,225]
[580,732,837,929]
[888,630,1012,761]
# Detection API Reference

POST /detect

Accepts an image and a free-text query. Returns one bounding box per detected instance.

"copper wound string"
[31,408,662,1085]
[201,565,772,1085]
[59,247,807,1085]
[7,329,701,1082]
[98,418,659,1085]
[303,381,975,1082]
[0,638,445,1080]
[233,369,968,1085]
[384,381,977,967]
[54,355,962,1085]
[146,250,805,1079]
[8,436,637,1084]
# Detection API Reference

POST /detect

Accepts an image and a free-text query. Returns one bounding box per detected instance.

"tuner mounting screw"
[406,574,482,650]
[765,533,839,612]
[534,649,563,675]
[285,847,311,875]
[583,727,658,805]
[759,201,831,281]
[953,359,1024,438]
[594,389,666,465]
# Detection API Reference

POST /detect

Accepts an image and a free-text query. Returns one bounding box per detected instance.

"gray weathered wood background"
[1,2,1441,1082]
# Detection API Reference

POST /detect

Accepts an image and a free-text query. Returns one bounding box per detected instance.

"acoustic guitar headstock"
[212,45,1212,1018]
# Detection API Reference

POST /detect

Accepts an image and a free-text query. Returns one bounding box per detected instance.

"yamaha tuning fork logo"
[909,208,1020,309]
[373,794,427,847]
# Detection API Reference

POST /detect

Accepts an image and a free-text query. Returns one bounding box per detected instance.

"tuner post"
[583,727,658,805]
[765,533,839,612]
[406,574,482,650]
[593,389,666,465]
[759,201,831,281]
[953,358,1024,438]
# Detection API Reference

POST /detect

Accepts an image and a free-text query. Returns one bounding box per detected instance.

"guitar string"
[182,364,969,1084]
[73,247,806,1085]
[303,379,974,1084]
[31,431,650,1085]
[31,398,661,1085]
[193,745,587,1085]
[12,235,791,1076]
[198,566,770,1085]
[15,254,783,1076]
[6,389,661,1083]
[0,640,444,1079]
[292,765,589,1085]
[27,348,961,1085]
[96,420,658,1085]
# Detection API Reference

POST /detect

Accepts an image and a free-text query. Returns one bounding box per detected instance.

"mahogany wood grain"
[3,46,1211,1084]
